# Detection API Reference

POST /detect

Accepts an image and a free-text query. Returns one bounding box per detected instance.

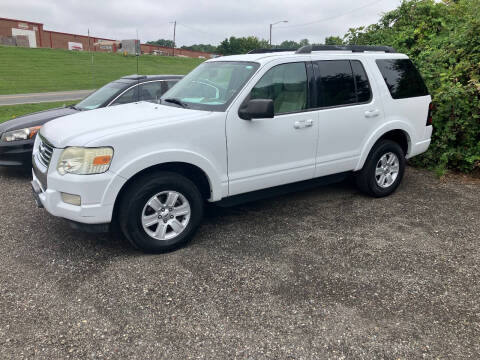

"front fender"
[355,120,414,171]
[105,150,226,204]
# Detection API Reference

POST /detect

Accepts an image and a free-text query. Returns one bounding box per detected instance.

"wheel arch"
[355,123,413,171]
[111,161,215,227]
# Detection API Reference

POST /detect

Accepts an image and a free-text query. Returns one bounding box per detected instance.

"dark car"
[0,74,183,167]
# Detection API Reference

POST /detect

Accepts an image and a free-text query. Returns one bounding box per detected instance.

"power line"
[275,0,384,29]
[176,22,216,36]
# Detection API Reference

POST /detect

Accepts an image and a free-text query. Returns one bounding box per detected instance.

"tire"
[355,140,405,197]
[118,171,204,253]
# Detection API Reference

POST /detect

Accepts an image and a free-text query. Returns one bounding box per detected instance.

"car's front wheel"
[119,172,204,252]
[355,139,405,197]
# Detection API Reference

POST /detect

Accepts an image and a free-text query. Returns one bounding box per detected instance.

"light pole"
[269,20,288,46]
[170,20,176,56]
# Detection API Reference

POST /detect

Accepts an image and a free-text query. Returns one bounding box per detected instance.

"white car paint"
[32,50,432,225]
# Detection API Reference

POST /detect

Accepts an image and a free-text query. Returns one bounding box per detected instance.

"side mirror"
[238,99,274,120]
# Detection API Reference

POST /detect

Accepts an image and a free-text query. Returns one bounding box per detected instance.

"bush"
[344,0,480,174]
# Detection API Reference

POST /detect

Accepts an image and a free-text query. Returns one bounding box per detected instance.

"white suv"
[31,45,433,252]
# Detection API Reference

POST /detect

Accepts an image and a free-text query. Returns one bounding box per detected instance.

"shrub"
[344,0,480,174]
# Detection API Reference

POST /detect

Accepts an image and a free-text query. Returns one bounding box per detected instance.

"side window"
[166,80,178,90]
[250,62,308,115]
[316,60,356,107]
[139,81,168,101]
[376,59,429,99]
[112,86,139,105]
[351,60,372,103]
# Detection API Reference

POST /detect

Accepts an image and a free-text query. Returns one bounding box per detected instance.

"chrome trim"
[106,80,177,106]
[37,135,55,168]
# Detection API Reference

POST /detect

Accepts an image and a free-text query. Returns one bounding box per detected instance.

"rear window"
[376,59,429,99]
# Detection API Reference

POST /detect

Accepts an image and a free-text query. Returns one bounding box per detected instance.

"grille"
[37,136,54,168]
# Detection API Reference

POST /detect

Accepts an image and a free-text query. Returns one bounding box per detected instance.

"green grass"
[0,46,204,95]
[0,101,75,124]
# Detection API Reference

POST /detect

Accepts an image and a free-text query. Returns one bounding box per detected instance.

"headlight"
[57,147,113,175]
[1,126,42,142]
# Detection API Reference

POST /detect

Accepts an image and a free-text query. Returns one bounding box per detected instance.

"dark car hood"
[0,107,79,134]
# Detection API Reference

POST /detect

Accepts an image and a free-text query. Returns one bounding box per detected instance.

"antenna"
[88,29,94,90]
[136,29,139,74]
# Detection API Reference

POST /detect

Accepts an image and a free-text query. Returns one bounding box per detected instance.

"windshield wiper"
[68,104,83,111]
[162,98,188,108]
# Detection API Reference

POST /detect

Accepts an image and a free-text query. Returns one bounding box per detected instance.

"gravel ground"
[0,166,479,359]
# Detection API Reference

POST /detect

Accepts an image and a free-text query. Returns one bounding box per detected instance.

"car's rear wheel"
[119,172,204,252]
[355,139,405,197]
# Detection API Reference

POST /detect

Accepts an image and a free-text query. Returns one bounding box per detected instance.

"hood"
[40,101,207,148]
[0,106,78,135]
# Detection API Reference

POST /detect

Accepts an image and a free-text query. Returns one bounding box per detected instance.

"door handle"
[365,109,380,118]
[294,119,313,129]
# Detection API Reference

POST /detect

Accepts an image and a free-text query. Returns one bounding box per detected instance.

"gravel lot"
[0,166,479,359]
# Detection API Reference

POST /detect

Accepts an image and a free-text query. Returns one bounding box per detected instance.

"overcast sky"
[1,0,401,46]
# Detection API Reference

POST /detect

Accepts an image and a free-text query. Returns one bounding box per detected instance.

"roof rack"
[247,45,396,55]
[247,48,296,54]
[296,45,396,53]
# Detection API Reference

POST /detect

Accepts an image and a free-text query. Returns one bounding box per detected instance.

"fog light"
[61,192,81,206]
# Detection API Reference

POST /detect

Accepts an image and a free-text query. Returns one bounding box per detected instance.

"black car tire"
[119,171,204,253]
[355,140,406,197]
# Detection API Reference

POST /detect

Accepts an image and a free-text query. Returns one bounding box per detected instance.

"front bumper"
[32,168,115,224]
[31,144,127,225]
[0,139,34,166]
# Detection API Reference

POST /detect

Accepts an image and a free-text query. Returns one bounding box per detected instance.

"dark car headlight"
[1,126,42,142]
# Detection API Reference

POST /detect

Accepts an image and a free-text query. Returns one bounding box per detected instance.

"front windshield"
[161,61,260,111]
[75,82,128,110]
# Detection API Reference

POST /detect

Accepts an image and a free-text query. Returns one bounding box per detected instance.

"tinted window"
[76,82,127,110]
[139,81,169,101]
[112,86,139,105]
[376,59,428,99]
[317,60,356,107]
[250,62,308,115]
[351,60,371,102]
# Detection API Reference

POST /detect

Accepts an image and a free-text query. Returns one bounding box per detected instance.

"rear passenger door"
[313,59,383,176]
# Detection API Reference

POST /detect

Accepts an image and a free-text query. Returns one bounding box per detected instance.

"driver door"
[226,61,318,195]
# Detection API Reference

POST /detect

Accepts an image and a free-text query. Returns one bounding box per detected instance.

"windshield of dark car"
[75,82,129,110]
[161,61,260,111]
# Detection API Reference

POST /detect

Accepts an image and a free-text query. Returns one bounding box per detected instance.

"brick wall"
[41,30,114,52]
[0,17,44,47]
[0,17,214,58]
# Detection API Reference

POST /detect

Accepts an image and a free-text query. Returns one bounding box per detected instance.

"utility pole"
[269,20,288,46]
[171,20,176,56]
[269,24,272,46]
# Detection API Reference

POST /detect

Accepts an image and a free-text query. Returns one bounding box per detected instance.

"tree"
[298,39,310,46]
[216,36,269,55]
[324,36,343,45]
[181,44,217,53]
[343,0,480,174]
[276,39,310,49]
[146,39,175,48]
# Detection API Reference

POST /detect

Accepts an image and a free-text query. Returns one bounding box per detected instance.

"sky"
[1,0,402,46]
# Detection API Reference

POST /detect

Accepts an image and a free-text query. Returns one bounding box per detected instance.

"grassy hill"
[0,101,76,124]
[0,46,204,95]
